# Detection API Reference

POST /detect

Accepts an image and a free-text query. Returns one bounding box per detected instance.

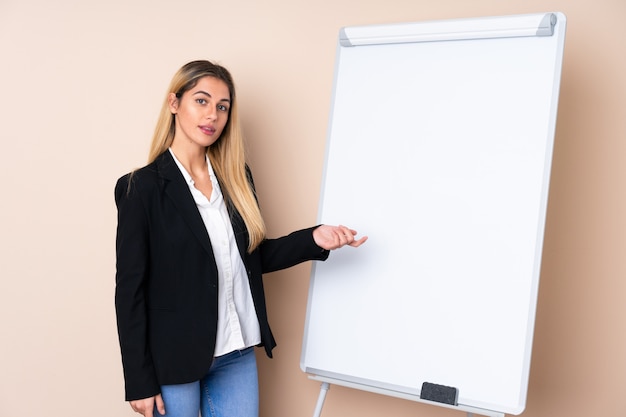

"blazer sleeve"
[258,226,330,274]
[114,173,160,401]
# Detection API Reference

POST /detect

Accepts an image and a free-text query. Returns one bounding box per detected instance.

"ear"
[167,92,179,114]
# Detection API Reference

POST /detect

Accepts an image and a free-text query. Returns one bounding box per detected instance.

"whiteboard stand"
[312,381,330,417]
[309,376,505,417]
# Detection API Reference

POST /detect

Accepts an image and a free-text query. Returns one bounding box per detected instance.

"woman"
[114,60,366,417]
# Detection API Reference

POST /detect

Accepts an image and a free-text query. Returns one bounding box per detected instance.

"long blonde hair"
[148,60,266,252]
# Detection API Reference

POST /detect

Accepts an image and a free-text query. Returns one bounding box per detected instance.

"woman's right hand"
[130,394,165,417]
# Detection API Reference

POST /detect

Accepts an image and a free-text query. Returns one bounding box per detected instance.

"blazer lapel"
[156,151,214,257]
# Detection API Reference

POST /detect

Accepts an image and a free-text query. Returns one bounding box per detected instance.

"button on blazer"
[114,150,329,401]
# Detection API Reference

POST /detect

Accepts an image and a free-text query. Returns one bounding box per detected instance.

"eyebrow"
[193,90,231,102]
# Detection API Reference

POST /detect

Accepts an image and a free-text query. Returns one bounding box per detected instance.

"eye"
[217,104,229,112]
[196,98,207,105]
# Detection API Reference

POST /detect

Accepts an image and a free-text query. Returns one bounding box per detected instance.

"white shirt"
[169,149,261,357]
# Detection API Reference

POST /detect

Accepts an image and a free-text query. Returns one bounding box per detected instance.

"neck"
[170,141,208,178]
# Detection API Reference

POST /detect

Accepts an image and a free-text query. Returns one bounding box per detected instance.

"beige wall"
[1,0,624,416]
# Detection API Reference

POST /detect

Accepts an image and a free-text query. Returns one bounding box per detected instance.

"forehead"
[190,76,231,100]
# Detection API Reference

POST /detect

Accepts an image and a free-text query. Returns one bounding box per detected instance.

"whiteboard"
[301,12,566,416]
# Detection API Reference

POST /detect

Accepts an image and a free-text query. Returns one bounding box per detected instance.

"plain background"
[0,1,624,416]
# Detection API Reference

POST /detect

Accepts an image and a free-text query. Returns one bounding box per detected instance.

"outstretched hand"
[313,225,368,250]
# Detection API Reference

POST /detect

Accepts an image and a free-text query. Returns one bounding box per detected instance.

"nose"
[206,105,217,120]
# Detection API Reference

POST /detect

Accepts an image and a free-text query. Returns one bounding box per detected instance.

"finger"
[337,225,352,235]
[349,236,368,247]
[144,400,154,417]
[130,402,141,413]
[340,232,352,247]
[337,225,354,242]
[156,394,166,416]
[340,227,362,244]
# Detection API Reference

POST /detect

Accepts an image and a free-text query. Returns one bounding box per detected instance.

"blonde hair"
[148,60,266,252]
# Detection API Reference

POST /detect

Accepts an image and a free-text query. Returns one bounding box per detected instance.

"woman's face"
[169,76,231,150]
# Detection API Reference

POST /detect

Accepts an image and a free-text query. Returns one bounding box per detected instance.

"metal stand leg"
[312,382,331,417]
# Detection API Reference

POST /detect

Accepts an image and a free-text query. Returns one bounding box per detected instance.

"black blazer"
[114,150,329,401]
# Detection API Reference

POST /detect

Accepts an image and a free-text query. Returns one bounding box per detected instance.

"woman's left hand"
[313,225,368,250]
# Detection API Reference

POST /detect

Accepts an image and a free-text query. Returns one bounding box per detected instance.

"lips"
[199,125,216,135]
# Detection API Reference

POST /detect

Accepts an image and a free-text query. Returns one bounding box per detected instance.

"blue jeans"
[156,347,259,417]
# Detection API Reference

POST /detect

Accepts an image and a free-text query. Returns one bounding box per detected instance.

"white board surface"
[301,12,566,416]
